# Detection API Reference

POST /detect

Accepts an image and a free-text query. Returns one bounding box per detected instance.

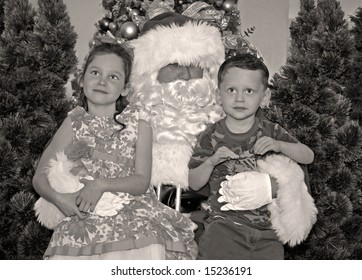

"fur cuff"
[258,154,318,247]
[131,21,225,77]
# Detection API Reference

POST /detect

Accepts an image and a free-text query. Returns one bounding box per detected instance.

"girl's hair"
[217,53,269,88]
[80,42,133,130]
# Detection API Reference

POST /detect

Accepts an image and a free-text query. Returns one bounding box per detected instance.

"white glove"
[218,171,272,211]
[79,175,132,216]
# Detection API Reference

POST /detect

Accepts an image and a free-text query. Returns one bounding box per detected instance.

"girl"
[33,42,197,260]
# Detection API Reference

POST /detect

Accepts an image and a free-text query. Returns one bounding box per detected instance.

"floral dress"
[44,104,198,260]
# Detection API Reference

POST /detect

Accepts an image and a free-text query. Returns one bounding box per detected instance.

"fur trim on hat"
[131,21,225,77]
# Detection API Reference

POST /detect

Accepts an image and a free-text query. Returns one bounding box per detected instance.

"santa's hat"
[130,12,225,78]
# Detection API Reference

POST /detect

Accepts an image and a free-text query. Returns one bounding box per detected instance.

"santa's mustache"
[139,72,218,110]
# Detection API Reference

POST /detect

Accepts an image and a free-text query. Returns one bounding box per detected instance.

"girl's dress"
[44,104,198,260]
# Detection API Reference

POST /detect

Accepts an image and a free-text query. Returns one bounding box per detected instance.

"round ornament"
[108,22,118,35]
[129,8,141,18]
[98,17,113,31]
[120,21,139,40]
[222,0,235,12]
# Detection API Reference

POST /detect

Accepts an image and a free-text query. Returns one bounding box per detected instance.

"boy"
[188,53,314,259]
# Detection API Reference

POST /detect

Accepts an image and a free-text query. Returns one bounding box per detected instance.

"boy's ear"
[261,88,271,108]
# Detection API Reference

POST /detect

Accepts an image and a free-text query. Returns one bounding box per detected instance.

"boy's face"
[219,67,269,123]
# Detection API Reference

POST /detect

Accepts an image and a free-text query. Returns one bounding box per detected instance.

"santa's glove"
[217,171,272,211]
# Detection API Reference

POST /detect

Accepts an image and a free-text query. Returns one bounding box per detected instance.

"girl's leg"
[99,244,166,260]
[48,244,166,260]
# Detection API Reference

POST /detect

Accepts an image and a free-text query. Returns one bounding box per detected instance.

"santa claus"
[129,12,225,209]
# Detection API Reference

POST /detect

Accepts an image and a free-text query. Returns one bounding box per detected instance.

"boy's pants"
[197,216,284,260]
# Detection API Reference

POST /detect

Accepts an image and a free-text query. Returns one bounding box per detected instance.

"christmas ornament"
[215,0,223,7]
[129,8,141,18]
[118,14,129,22]
[108,21,118,35]
[98,17,113,31]
[120,21,139,39]
[221,0,235,12]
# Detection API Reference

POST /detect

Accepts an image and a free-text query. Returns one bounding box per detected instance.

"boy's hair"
[80,43,133,113]
[217,53,269,88]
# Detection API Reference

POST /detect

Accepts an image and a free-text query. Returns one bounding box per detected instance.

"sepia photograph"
[0,0,361,278]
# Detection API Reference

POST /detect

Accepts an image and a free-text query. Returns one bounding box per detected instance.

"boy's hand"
[76,177,103,213]
[253,136,281,155]
[206,146,239,167]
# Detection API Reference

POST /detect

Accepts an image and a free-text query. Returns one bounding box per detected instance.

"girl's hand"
[253,136,281,155]
[55,192,88,220]
[206,146,239,167]
[76,178,103,213]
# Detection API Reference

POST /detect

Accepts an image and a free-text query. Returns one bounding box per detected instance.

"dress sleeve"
[67,106,85,123]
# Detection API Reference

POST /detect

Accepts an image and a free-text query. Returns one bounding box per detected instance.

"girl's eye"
[109,74,120,80]
[90,70,99,76]
[245,89,254,95]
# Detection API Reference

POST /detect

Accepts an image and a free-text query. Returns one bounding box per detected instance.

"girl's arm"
[32,117,86,219]
[189,146,239,191]
[76,119,153,212]
[253,136,314,164]
[99,119,152,194]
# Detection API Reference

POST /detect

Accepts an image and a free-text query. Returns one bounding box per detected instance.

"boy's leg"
[250,229,284,260]
[197,217,284,260]
[197,218,254,259]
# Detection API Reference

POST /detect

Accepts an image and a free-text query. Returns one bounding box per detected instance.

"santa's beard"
[135,72,223,147]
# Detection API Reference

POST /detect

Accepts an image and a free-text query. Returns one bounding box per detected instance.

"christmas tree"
[0,0,77,259]
[267,0,362,259]
[345,7,362,124]
[0,0,5,34]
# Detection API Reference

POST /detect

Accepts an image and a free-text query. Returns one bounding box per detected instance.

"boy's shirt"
[189,117,299,229]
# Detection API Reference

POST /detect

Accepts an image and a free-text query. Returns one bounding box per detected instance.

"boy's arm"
[189,146,239,191]
[254,136,314,165]
[278,141,314,164]
[189,159,215,191]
